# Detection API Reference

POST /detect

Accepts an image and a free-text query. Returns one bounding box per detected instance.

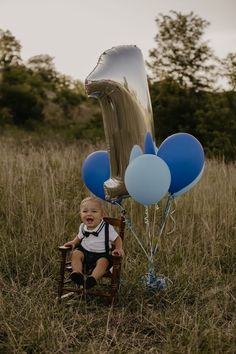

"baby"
[64,196,124,289]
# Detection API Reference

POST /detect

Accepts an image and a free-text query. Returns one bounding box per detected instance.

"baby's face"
[80,200,104,229]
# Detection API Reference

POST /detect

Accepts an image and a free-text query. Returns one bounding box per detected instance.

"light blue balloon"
[129,144,143,163]
[125,154,171,205]
[173,164,205,197]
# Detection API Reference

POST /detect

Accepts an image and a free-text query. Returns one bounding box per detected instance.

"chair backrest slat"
[103,216,125,240]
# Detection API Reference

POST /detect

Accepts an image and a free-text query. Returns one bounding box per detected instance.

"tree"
[149,78,200,141]
[220,53,236,91]
[147,11,216,90]
[0,28,93,131]
[27,54,58,83]
[0,65,45,126]
[0,29,22,68]
[195,91,236,160]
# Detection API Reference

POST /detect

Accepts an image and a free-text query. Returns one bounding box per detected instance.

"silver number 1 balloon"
[85,45,155,200]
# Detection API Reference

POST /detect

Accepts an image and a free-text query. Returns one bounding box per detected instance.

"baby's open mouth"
[86,217,94,223]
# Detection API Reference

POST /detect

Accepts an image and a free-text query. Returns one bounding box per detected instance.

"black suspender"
[104,222,109,255]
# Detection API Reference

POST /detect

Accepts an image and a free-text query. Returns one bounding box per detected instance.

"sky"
[0,0,236,83]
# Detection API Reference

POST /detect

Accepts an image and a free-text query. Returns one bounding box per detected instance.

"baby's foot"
[85,276,97,289]
[70,272,84,285]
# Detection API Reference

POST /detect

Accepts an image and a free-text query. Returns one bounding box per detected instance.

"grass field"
[0,139,236,353]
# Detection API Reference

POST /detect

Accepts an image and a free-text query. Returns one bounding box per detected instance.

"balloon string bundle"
[167,202,176,235]
[144,205,153,262]
[115,196,174,291]
[115,202,151,262]
[153,194,174,257]
[147,195,174,291]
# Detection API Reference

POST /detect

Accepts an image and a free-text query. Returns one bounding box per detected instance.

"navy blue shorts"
[75,244,113,271]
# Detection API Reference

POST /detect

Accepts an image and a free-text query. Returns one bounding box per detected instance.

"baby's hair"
[80,196,105,212]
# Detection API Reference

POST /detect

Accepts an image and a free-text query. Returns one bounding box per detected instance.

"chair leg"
[111,256,122,299]
[58,249,67,299]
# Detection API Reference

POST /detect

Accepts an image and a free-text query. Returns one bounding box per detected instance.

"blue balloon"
[144,132,156,155]
[82,151,110,200]
[173,164,205,197]
[124,154,171,205]
[157,133,204,195]
[129,144,143,163]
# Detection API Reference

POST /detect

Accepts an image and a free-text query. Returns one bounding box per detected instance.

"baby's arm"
[63,236,80,250]
[112,236,124,257]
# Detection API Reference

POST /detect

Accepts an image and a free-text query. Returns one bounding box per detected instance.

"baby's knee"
[96,257,109,267]
[72,250,84,261]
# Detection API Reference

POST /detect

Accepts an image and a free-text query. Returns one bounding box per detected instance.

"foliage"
[75,112,105,140]
[27,54,58,84]
[0,29,97,133]
[54,85,86,117]
[195,91,236,160]
[150,78,198,140]
[0,29,22,67]
[147,11,236,160]
[147,11,216,90]
[149,79,236,160]
[0,65,45,126]
[220,52,236,91]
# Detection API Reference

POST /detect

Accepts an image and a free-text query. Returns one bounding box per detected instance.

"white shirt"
[77,220,118,253]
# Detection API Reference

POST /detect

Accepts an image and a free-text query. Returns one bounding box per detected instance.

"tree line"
[0,11,236,159]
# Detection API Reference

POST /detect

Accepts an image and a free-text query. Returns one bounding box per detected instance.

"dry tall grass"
[0,140,235,353]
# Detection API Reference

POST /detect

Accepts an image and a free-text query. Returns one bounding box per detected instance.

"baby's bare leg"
[71,250,84,273]
[91,257,109,281]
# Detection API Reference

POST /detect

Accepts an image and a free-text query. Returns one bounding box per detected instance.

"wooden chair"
[58,215,125,303]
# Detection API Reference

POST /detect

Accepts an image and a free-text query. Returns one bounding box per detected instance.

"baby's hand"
[63,241,76,249]
[112,249,124,257]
